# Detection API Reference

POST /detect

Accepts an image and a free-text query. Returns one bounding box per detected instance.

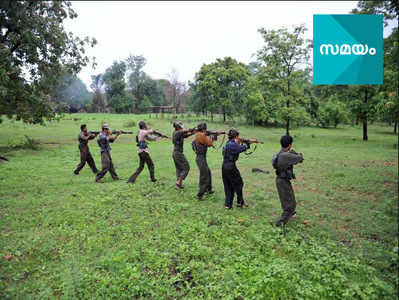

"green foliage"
[256,24,311,133]
[317,97,349,128]
[6,135,41,150]
[0,0,96,124]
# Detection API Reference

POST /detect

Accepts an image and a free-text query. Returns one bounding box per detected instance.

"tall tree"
[352,0,398,139]
[126,54,147,110]
[194,57,250,122]
[167,68,186,114]
[256,24,311,134]
[0,0,96,124]
[103,61,130,113]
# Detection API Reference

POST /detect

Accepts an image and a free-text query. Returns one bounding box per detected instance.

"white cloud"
[65,1,363,88]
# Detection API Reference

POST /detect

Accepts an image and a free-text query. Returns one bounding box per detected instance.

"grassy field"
[0,113,397,299]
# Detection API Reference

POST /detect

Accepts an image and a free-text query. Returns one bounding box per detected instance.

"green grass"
[0,113,397,299]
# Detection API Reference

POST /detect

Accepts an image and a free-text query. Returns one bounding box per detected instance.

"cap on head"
[197,122,207,131]
[80,124,87,131]
[173,121,184,129]
[102,123,110,130]
[228,128,239,139]
[139,121,147,129]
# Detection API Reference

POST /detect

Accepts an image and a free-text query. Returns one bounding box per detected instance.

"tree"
[194,57,251,122]
[243,77,268,125]
[0,0,96,124]
[167,68,186,114]
[256,24,311,134]
[317,96,348,128]
[351,1,398,139]
[103,61,130,113]
[90,74,107,113]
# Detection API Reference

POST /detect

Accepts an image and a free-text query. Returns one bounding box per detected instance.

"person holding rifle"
[193,122,224,200]
[127,121,168,184]
[95,124,120,183]
[73,124,99,175]
[172,121,197,189]
[222,128,258,209]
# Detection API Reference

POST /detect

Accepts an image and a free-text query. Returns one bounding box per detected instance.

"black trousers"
[173,151,190,181]
[74,145,98,174]
[96,152,118,180]
[222,161,244,208]
[127,152,155,183]
[196,154,212,197]
[276,177,296,223]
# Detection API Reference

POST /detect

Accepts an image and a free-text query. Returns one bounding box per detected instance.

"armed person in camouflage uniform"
[272,135,303,227]
[73,124,99,175]
[172,121,197,189]
[127,121,167,184]
[95,124,120,183]
[193,122,223,200]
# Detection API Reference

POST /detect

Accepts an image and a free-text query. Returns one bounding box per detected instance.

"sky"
[64,1,386,88]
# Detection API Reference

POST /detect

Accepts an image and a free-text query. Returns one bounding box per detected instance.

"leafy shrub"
[7,135,41,150]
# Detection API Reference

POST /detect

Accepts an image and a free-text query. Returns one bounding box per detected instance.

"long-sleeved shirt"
[275,149,303,179]
[137,129,158,153]
[97,132,115,153]
[172,130,190,153]
[194,132,213,155]
[222,140,248,163]
[78,131,95,147]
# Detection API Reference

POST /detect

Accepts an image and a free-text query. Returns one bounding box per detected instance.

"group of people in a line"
[73,121,303,226]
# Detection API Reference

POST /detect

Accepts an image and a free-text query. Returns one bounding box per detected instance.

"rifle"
[237,137,263,155]
[88,131,100,135]
[152,130,169,139]
[205,130,226,141]
[111,130,133,135]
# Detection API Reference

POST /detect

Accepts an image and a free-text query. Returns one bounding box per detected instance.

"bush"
[7,135,41,150]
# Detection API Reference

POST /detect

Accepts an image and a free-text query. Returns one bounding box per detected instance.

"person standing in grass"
[272,135,303,227]
[127,121,167,184]
[74,124,99,175]
[95,124,120,183]
[193,122,222,200]
[172,121,197,189]
[222,128,257,209]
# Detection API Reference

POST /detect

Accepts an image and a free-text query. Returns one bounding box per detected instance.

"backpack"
[272,153,279,170]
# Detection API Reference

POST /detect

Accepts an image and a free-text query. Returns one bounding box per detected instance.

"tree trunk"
[223,110,226,123]
[286,80,290,135]
[211,112,213,122]
[363,88,368,141]
[394,121,397,134]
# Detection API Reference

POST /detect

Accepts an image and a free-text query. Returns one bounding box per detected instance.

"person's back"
[273,135,303,226]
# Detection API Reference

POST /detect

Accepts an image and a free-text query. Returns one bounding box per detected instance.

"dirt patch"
[43,143,60,147]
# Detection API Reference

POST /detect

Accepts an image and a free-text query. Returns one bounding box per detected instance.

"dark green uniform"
[275,149,303,224]
[74,131,98,175]
[194,132,214,198]
[172,130,190,181]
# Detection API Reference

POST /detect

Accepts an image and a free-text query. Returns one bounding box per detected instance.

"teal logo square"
[313,14,383,85]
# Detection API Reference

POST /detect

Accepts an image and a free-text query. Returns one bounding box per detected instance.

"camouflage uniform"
[275,149,303,224]
[172,130,190,181]
[194,132,214,198]
[74,131,98,175]
[95,132,119,181]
